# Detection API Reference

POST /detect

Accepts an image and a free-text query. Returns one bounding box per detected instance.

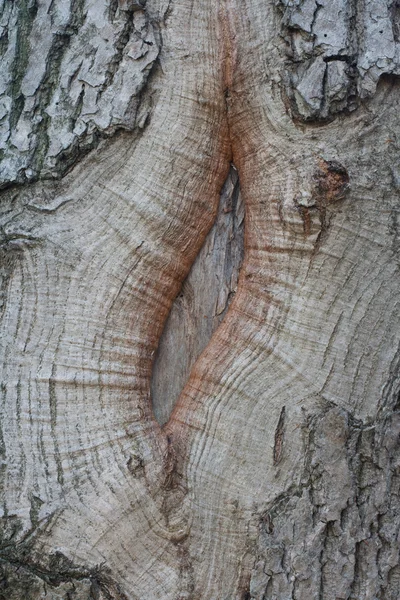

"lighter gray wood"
[151,167,244,425]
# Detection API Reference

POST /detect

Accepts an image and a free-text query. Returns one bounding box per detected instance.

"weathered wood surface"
[151,167,244,425]
[0,0,400,599]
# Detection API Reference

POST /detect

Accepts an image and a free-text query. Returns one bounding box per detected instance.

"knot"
[313,159,349,206]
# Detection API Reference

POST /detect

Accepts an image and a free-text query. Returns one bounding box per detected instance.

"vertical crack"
[151,167,244,425]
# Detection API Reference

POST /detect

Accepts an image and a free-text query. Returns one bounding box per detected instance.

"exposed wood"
[151,166,244,425]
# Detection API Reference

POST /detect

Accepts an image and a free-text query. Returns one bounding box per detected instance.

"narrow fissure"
[151,0,240,427]
[151,166,244,425]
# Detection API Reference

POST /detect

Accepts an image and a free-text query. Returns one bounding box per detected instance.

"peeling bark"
[278,0,400,120]
[0,0,160,187]
[1,0,400,599]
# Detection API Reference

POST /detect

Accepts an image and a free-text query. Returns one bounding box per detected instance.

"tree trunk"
[1,0,400,599]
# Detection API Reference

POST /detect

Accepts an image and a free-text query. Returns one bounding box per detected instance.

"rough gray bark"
[1,1,400,599]
[0,0,158,187]
[279,0,400,120]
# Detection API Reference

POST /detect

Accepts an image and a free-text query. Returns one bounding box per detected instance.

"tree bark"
[1,0,400,599]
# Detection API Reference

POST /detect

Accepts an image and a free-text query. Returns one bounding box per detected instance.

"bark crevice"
[1,1,400,598]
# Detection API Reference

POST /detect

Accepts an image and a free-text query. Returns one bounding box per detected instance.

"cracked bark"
[1,0,400,599]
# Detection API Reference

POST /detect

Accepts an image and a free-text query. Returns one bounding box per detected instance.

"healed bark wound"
[1,0,400,599]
